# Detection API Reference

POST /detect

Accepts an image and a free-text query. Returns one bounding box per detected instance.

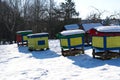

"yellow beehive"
[27,33,49,51]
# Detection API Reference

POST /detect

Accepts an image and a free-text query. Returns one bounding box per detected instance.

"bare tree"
[86,7,106,23]
[103,11,120,25]
[27,0,48,33]
[0,0,80,40]
[0,0,22,42]
[112,11,120,25]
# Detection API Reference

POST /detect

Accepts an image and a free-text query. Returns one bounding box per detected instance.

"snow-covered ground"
[0,40,120,80]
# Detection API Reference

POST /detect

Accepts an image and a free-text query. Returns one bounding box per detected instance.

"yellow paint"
[28,37,49,50]
[60,39,68,47]
[23,36,28,41]
[92,36,104,48]
[70,37,82,46]
[107,36,120,48]
[60,37,83,47]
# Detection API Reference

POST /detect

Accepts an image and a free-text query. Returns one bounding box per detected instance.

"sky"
[55,0,120,19]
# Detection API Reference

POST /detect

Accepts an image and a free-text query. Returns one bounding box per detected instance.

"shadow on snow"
[31,50,60,59]
[18,46,30,53]
[18,46,60,59]
[68,54,120,68]
[18,46,120,68]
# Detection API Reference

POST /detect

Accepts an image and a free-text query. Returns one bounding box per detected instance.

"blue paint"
[93,47,120,50]
[38,40,45,45]
[82,36,84,46]
[103,36,107,50]
[68,38,71,49]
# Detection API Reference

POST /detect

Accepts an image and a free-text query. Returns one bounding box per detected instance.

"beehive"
[16,30,32,46]
[89,26,120,59]
[27,33,49,51]
[57,29,85,56]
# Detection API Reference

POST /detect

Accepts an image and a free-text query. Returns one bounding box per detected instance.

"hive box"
[57,29,85,56]
[16,30,32,46]
[27,33,49,51]
[89,26,120,59]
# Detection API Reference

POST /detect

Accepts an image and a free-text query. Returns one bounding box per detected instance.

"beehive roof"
[60,29,85,36]
[94,26,120,32]
[64,24,79,30]
[82,23,102,31]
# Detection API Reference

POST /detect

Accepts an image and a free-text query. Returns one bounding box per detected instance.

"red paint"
[88,29,120,36]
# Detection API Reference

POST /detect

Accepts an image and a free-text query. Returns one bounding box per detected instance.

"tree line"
[0,0,80,42]
[0,0,120,43]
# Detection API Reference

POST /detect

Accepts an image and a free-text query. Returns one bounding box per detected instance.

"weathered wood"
[92,49,120,60]
[62,48,84,56]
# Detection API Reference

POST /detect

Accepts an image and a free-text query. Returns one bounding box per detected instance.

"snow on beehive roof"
[94,26,120,32]
[64,24,79,30]
[60,29,85,36]
[17,30,32,33]
[27,32,48,36]
[82,23,102,31]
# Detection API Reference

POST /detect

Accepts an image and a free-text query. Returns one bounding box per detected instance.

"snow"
[94,26,120,32]
[64,24,79,30]
[16,30,32,33]
[82,23,102,31]
[60,29,85,36]
[0,40,120,80]
[27,33,48,37]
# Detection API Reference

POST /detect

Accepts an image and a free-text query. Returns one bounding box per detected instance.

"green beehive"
[16,30,32,46]
[57,29,85,56]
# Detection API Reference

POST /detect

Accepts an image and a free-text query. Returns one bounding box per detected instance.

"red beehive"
[16,30,32,46]
[88,26,120,36]
[16,34,22,42]
[88,26,120,59]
